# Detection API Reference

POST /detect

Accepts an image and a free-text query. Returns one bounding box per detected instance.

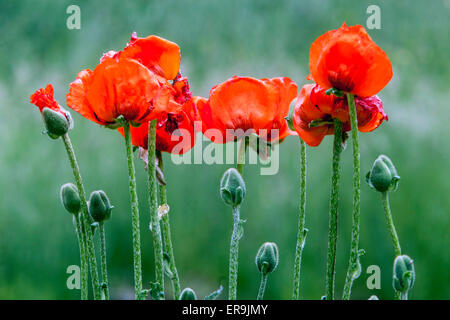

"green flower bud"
[393,255,415,294]
[366,155,400,192]
[60,183,81,215]
[42,107,69,138]
[179,287,197,300]
[220,168,246,206]
[88,190,113,222]
[255,242,279,275]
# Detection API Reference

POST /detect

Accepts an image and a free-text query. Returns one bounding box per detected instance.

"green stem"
[228,205,241,300]
[342,93,362,300]
[292,139,307,300]
[257,273,268,300]
[62,134,101,300]
[157,151,181,299]
[147,119,165,299]
[123,121,143,300]
[74,215,88,300]
[236,137,248,175]
[99,222,110,299]
[326,119,343,300]
[381,192,402,256]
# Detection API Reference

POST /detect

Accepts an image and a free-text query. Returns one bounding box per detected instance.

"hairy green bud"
[220,168,246,206]
[60,183,81,215]
[366,155,400,192]
[88,190,113,222]
[42,107,70,138]
[179,287,197,300]
[393,255,415,295]
[255,242,279,275]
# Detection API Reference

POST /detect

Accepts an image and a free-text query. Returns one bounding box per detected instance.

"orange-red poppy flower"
[197,76,298,143]
[30,84,67,117]
[117,108,196,155]
[309,23,393,97]
[67,33,186,127]
[293,84,387,147]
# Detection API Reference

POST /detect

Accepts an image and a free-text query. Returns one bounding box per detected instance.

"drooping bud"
[88,190,113,222]
[42,107,69,138]
[366,155,400,192]
[179,287,197,300]
[393,255,415,295]
[220,168,246,206]
[60,183,81,215]
[255,242,279,275]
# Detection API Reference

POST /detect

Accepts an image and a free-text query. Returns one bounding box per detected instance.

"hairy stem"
[342,93,362,300]
[381,192,402,256]
[236,137,248,175]
[99,222,110,299]
[292,139,307,299]
[326,119,343,300]
[62,134,101,300]
[228,205,241,300]
[257,273,268,300]
[74,215,88,300]
[157,151,181,299]
[123,121,143,300]
[147,119,165,298]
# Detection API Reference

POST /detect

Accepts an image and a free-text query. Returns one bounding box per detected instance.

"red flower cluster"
[293,23,391,146]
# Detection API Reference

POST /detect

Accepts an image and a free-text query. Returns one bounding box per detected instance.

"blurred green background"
[0,0,449,300]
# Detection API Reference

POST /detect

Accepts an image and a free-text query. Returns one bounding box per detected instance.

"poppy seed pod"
[60,183,81,215]
[220,168,246,206]
[179,287,197,300]
[88,190,113,222]
[393,255,415,295]
[255,242,279,275]
[42,107,70,138]
[366,155,400,192]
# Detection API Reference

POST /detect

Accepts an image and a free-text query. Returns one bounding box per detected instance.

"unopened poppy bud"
[42,107,69,138]
[179,287,197,300]
[220,168,246,206]
[88,190,113,222]
[255,242,279,275]
[366,155,400,192]
[393,255,415,295]
[60,183,81,215]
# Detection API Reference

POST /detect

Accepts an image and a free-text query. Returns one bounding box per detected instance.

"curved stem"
[157,152,181,299]
[74,215,88,300]
[342,93,361,300]
[292,139,307,299]
[99,222,110,299]
[123,121,143,300]
[326,119,343,300]
[381,192,402,256]
[62,134,101,300]
[228,205,241,300]
[257,273,268,300]
[147,120,165,299]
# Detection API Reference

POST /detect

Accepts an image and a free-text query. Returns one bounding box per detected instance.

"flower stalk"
[156,151,181,299]
[99,222,110,299]
[342,93,362,300]
[123,121,144,300]
[381,192,402,257]
[229,205,241,300]
[292,139,307,299]
[73,215,88,300]
[62,134,102,300]
[147,119,165,299]
[257,272,268,300]
[325,118,343,300]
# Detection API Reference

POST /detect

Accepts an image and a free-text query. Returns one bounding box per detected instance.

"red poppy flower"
[117,99,197,155]
[30,84,67,117]
[197,76,298,143]
[309,23,393,97]
[293,84,387,147]
[67,33,186,127]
